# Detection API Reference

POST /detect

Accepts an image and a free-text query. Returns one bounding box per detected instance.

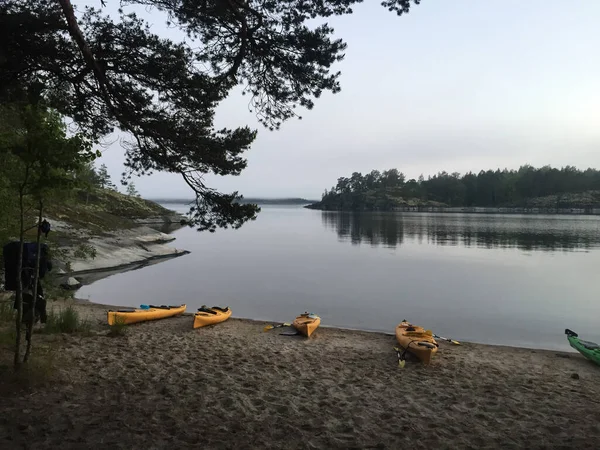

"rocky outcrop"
[1,190,191,291]
[59,226,188,287]
[69,226,189,275]
[48,212,190,287]
[133,214,187,225]
[61,277,82,290]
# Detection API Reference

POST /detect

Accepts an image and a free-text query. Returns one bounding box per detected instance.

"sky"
[84,0,600,199]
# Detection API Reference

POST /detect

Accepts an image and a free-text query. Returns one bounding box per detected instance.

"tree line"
[314,166,600,211]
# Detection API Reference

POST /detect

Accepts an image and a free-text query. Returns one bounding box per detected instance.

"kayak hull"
[107,304,186,325]
[395,321,438,364]
[567,333,600,367]
[193,307,232,329]
[292,314,321,337]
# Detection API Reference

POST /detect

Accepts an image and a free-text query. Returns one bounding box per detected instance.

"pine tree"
[126,182,139,197]
[96,164,116,190]
[0,0,420,231]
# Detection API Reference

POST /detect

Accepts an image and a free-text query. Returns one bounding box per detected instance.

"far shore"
[306,204,600,215]
[2,298,599,448]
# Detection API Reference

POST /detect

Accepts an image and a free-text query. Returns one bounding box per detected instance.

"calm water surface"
[79,205,600,351]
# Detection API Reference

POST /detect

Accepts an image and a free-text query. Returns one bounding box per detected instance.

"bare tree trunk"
[24,200,43,363]
[14,186,25,370]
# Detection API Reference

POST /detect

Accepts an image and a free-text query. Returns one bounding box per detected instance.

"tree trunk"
[14,187,25,370]
[56,0,113,109]
[23,200,43,363]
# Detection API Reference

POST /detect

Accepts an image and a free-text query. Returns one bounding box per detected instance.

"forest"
[311,166,600,211]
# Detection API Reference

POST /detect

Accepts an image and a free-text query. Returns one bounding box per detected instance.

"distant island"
[154,197,318,206]
[306,165,600,213]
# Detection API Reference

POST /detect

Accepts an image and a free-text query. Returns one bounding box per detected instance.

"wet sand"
[1,300,600,449]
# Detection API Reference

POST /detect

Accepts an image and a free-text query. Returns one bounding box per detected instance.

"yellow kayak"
[292,312,321,337]
[395,320,438,364]
[193,306,232,329]
[107,304,186,326]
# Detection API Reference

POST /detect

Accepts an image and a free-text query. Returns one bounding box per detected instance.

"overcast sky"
[88,0,600,199]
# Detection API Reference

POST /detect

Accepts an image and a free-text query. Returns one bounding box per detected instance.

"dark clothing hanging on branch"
[22,287,48,324]
[2,241,52,324]
[2,241,52,290]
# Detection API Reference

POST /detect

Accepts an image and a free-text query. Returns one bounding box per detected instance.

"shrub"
[108,315,127,337]
[44,305,90,334]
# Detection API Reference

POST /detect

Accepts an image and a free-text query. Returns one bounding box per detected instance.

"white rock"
[64,277,81,288]
[68,226,188,273]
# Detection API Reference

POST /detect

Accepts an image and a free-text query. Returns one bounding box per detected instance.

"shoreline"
[76,297,579,354]
[2,298,599,448]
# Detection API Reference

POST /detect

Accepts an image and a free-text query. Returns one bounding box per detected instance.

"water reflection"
[321,212,600,251]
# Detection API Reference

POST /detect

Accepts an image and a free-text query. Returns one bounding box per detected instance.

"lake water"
[78,205,600,351]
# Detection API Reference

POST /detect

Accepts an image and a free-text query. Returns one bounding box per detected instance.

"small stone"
[571,373,580,380]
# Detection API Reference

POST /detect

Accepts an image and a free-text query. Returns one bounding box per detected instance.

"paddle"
[263,322,292,332]
[393,346,406,369]
[433,334,460,345]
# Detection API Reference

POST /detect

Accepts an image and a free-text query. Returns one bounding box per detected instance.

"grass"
[2,300,93,335]
[0,302,83,391]
[0,326,16,346]
[44,305,91,334]
[108,315,127,337]
[17,349,57,387]
[0,341,59,391]
[0,300,15,323]
[44,187,179,234]
[0,321,57,391]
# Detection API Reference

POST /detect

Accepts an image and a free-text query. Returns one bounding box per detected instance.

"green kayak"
[565,329,600,366]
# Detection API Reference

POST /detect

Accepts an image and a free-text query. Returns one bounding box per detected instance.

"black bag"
[2,241,51,291]
[3,241,20,291]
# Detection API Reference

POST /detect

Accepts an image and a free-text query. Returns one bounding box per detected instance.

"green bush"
[44,305,90,334]
[108,315,127,337]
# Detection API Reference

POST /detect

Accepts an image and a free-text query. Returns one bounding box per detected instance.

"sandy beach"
[1,300,600,449]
